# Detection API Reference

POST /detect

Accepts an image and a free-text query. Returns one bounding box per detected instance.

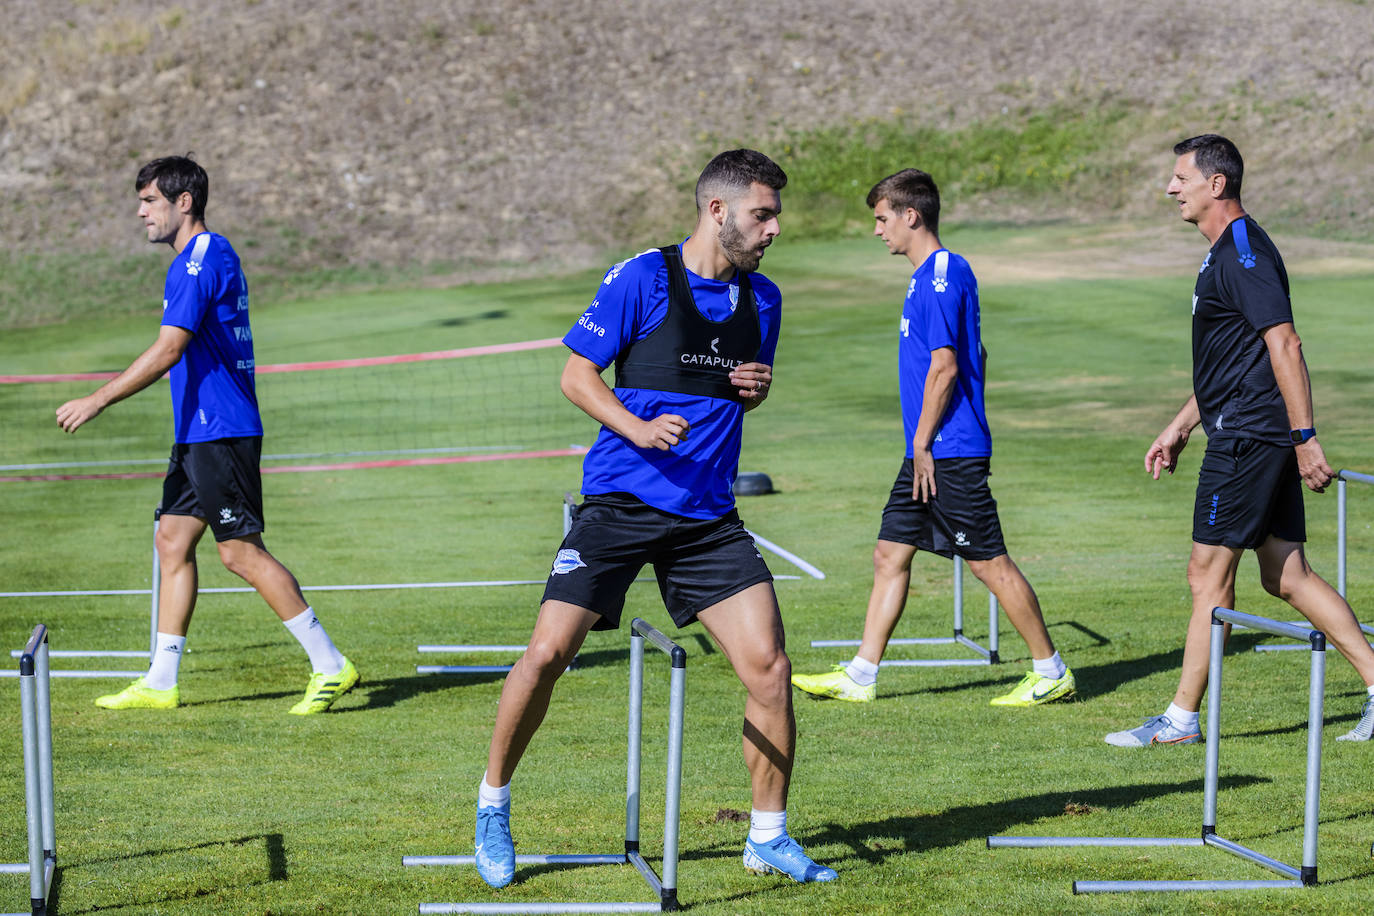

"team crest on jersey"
[1198,252,1212,274]
[907,278,917,297]
[552,549,587,575]
[728,284,739,311]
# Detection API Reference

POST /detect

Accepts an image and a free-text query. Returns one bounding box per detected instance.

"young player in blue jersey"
[791,168,1075,707]
[1106,135,1374,746]
[56,156,358,715]
[472,149,837,889]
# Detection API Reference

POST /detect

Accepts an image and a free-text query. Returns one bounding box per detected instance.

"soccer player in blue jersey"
[1106,135,1374,746]
[791,168,1075,707]
[55,156,358,715]
[472,149,836,889]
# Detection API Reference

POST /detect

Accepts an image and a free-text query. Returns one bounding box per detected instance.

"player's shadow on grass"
[53,833,285,915]
[885,633,1270,702]
[677,776,1266,908]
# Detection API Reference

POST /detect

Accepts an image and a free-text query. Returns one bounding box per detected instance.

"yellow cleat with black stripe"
[289,657,359,715]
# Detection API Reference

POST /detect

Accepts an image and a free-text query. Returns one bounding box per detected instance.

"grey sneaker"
[1336,697,1374,742]
[1104,714,1201,747]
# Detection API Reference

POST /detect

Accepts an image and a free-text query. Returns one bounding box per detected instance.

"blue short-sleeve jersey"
[562,244,781,519]
[897,249,991,459]
[160,232,263,443]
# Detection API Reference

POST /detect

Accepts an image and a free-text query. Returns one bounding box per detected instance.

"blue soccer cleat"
[743,833,837,882]
[474,803,515,888]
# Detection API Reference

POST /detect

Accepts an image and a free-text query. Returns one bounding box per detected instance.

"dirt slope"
[2,0,1372,274]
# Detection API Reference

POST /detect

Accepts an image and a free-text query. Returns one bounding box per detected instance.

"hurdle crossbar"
[811,556,999,666]
[405,617,685,912]
[2,625,57,916]
[988,606,1326,893]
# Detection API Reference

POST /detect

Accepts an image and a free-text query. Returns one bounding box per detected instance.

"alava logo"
[552,549,587,575]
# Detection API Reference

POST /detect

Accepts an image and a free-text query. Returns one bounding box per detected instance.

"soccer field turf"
[2,227,1373,914]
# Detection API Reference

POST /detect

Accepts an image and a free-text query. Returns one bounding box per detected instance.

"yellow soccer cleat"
[289,657,360,715]
[94,677,181,710]
[790,664,875,703]
[989,668,1076,707]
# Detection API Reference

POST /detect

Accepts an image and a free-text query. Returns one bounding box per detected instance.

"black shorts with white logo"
[160,437,266,542]
[1192,436,1305,548]
[541,492,774,631]
[877,457,1007,561]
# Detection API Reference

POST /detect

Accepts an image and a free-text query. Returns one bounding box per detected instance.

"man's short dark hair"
[866,169,940,235]
[695,149,787,212]
[136,155,209,221]
[1174,134,1243,200]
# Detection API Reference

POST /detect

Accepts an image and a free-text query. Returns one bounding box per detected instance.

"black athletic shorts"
[541,492,774,631]
[1193,436,1305,548]
[160,437,266,542]
[877,457,1007,561]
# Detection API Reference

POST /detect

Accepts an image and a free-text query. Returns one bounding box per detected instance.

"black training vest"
[614,246,762,400]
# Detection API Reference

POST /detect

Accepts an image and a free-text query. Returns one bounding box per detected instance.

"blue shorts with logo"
[541,493,773,630]
[1192,436,1305,548]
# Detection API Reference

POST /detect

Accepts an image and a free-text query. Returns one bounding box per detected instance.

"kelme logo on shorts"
[552,549,587,575]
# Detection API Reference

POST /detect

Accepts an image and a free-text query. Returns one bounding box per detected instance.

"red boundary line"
[0,447,586,482]
[1,337,566,383]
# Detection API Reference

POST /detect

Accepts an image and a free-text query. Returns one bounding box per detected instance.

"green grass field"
[2,227,1373,915]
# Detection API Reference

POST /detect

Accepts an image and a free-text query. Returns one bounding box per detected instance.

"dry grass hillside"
[2,0,1373,300]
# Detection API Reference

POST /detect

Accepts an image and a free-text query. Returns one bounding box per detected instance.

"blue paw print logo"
[931,277,948,292]
[1238,252,1256,269]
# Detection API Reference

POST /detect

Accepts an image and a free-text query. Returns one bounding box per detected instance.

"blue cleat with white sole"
[475,803,515,888]
[743,833,837,882]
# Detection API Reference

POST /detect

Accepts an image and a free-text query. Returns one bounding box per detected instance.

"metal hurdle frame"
[2,626,56,916]
[404,617,685,913]
[3,513,160,680]
[811,555,1000,666]
[1253,469,1374,653]
[988,606,1327,893]
[416,496,580,676]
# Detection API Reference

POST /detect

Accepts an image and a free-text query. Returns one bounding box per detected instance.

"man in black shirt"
[1106,134,1374,747]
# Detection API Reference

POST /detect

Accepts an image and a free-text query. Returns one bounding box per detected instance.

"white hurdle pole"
[988,606,1326,892]
[811,555,999,666]
[404,618,686,913]
[2,625,56,916]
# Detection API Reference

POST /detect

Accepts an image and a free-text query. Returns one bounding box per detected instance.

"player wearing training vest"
[791,168,1076,707]
[1106,134,1374,747]
[472,149,836,890]
[56,156,358,715]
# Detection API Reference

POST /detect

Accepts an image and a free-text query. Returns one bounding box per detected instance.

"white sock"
[479,773,511,810]
[143,632,186,690]
[845,655,879,687]
[283,607,345,675]
[748,808,786,844]
[1165,702,1199,730]
[1032,651,1066,680]
[1366,684,1374,698]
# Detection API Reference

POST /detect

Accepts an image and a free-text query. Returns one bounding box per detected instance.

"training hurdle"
[811,556,999,666]
[2,626,56,916]
[2,513,159,680]
[405,617,685,913]
[989,606,1326,892]
[1254,469,1374,653]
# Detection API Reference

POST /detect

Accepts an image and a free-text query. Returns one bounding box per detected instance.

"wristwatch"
[1289,428,1317,444]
